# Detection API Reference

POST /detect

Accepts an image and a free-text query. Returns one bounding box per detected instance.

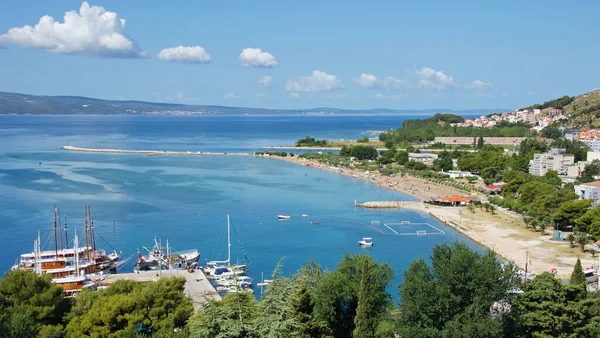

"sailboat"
[204,215,249,279]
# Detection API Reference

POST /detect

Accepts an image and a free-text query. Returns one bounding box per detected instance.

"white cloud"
[286,70,342,92]
[257,75,273,88]
[353,74,406,89]
[158,46,210,64]
[527,90,535,97]
[472,79,492,90]
[381,76,405,89]
[0,2,145,58]
[239,48,278,67]
[370,93,400,100]
[224,92,238,99]
[415,67,455,90]
[289,92,300,99]
[353,73,378,88]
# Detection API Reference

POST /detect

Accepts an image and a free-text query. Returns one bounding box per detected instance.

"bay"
[0,114,482,300]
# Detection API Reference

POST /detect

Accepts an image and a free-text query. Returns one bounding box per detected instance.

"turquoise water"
[0,114,482,299]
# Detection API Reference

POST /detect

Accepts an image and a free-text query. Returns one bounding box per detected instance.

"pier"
[355,201,423,209]
[100,269,220,311]
[62,145,255,157]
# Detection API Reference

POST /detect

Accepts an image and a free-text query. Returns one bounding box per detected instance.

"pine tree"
[570,258,587,285]
[353,259,376,338]
[477,136,485,149]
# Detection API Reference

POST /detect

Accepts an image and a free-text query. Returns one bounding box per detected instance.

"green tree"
[540,125,563,139]
[394,151,409,165]
[566,233,575,248]
[552,199,593,230]
[434,150,453,172]
[508,272,598,337]
[476,136,484,149]
[313,254,393,338]
[576,204,600,238]
[189,292,259,338]
[350,145,379,160]
[67,277,193,337]
[575,232,590,253]
[578,160,600,183]
[570,258,587,285]
[353,259,376,338]
[357,136,369,143]
[0,270,70,337]
[397,242,519,337]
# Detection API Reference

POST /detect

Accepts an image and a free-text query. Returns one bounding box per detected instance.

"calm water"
[0,114,482,300]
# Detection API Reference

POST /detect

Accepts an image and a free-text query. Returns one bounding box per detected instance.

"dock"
[100,269,221,311]
[63,145,255,157]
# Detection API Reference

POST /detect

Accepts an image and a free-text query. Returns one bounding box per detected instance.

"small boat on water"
[358,237,374,247]
[312,221,319,224]
[277,215,291,220]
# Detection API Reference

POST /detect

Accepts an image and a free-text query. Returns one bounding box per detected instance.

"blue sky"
[0,1,598,110]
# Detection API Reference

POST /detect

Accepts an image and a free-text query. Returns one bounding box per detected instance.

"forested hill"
[0,91,504,115]
[526,89,600,128]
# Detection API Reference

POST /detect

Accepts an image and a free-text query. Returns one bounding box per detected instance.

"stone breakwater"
[355,201,423,209]
[62,145,255,157]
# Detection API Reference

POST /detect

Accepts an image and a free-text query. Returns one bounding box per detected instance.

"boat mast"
[84,206,89,257]
[227,214,231,265]
[35,230,42,276]
[91,214,96,252]
[53,205,58,256]
[74,235,79,277]
[57,207,63,251]
[64,217,69,250]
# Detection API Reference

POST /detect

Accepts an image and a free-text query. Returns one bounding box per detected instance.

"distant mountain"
[0,91,507,116]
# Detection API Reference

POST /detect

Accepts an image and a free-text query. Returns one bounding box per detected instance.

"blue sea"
[0,114,482,300]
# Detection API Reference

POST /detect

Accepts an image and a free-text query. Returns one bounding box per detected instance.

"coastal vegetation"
[295,136,328,147]
[3,243,600,337]
[378,113,531,144]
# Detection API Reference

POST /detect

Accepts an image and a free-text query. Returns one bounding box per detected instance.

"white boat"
[205,215,249,278]
[358,237,374,247]
[277,215,291,220]
[301,214,309,218]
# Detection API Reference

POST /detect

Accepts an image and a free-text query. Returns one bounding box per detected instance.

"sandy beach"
[274,155,599,278]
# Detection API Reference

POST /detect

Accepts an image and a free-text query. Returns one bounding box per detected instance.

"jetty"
[62,145,255,157]
[100,269,220,311]
[355,201,423,209]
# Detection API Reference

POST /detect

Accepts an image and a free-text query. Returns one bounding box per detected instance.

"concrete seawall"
[355,201,423,209]
[62,145,256,157]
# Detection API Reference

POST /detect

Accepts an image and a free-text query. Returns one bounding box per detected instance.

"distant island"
[0,91,506,116]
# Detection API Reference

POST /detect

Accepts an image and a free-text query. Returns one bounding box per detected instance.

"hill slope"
[0,91,504,115]
[563,89,600,128]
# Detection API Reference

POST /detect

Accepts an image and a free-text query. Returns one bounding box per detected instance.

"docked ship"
[134,237,200,271]
[12,206,123,296]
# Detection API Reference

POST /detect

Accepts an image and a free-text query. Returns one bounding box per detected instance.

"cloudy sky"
[0,1,598,110]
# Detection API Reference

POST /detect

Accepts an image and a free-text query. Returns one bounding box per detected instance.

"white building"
[529,148,576,177]
[574,181,600,207]
[408,153,438,166]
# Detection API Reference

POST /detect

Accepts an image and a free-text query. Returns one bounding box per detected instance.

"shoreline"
[61,145,596,277]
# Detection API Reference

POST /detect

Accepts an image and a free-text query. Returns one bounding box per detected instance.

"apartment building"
[528,148,576,177]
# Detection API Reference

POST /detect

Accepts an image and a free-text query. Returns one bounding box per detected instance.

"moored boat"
[277,215,291,220]
[358,237,374,247]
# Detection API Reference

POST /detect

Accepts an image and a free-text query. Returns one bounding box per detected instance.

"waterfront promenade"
[101,269,220,311]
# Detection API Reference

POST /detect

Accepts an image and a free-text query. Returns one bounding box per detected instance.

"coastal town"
[2,0,600,336]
